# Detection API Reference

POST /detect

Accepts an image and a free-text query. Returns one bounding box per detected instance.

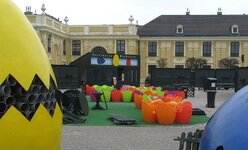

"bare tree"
[218,58,239,69]
[156,57,168,68]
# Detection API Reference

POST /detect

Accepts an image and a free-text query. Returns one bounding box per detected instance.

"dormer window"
[176,24,183,34]
[231,24,239,34]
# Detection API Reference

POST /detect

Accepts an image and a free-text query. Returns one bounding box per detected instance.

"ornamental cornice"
[34,25,69,38]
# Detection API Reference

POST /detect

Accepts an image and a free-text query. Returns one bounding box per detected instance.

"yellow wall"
[138,39,248,83]
[54,22,61,30]
[113,26,129,32]
[89,27,108,33]
[26,14,248,84]
[26,16,36,23]
[46,18,52,27]
[69,27,84,32]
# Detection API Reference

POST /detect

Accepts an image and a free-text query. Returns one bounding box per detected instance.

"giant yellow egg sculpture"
[0,0,62,150]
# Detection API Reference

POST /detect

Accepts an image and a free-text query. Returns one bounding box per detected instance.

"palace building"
[24,6,248,84]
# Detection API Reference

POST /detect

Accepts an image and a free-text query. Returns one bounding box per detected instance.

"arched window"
[47,34,52,53]
[91,46,108,54]
[63,39,66,55]
[231,24,239,34]
[176,24,184,34]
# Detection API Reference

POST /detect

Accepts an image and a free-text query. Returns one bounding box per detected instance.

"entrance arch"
[91,46,108,54]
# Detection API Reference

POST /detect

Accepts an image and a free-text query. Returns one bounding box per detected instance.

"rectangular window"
[203,65,211,69]
[48,47,51,53]
[233,27,238,33]
[63,40,66,55]
[47,35,52,53]
[72,40,81,55]
[203,42,211,57]
[177,28,182,33]
[175,42,184,57]
[148,42,157,56]
[230,42,239,57]
[116,40,125,55]
[175,65,184,68]
[148,65,156,74]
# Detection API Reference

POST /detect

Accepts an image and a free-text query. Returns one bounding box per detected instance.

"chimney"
[24,6,33,15]
[217,8,222,15]
[186,8,190,15]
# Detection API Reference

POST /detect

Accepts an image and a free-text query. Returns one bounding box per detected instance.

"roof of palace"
[138,15,248,37]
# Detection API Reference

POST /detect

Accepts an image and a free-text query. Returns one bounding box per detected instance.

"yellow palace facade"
[25,8,248,83]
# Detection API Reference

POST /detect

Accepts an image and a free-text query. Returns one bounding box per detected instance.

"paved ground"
[61,89,235,150]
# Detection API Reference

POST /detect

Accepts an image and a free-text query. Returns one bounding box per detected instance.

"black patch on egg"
[0,75,59,121]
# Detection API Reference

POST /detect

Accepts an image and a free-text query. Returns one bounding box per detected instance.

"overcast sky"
[12,0,248,25]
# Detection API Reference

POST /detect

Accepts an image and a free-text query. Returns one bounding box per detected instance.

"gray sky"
[12,0,248,25]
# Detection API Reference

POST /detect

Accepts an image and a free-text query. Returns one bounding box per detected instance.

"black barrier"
[150,68,248,93]
[215,69,235,89]
[52,65,79,89]
[194,69,215,88]
[52,65,248,93]
[235,67,248,92]
[151,68,192,86]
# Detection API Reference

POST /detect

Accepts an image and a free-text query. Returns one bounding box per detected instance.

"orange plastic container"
[134,94,142,109]
[141,101,158,123]
[175,101,192,124]
[156,102,176,125]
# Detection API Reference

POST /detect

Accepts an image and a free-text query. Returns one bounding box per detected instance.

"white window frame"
[176,24,184,34]
[231,24,239,34]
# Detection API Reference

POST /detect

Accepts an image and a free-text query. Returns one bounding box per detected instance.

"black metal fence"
[150,67,248,92]
[52,65,79,89]
[174,129,203,150]
[52,65,248,92]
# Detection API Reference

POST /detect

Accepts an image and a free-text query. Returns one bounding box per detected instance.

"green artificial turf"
[66,100,209,127]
